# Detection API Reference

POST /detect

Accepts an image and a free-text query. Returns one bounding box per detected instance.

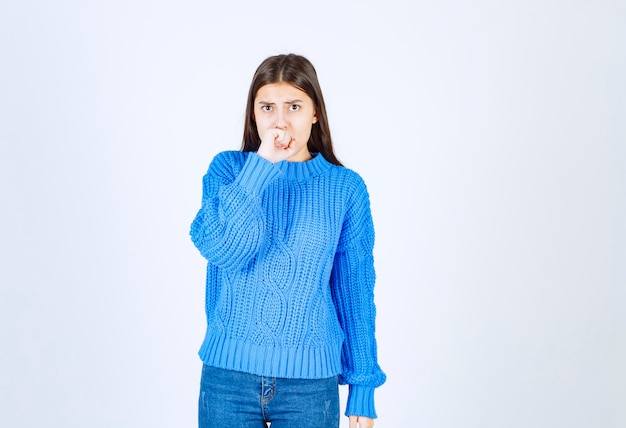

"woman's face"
[254,82,318,162]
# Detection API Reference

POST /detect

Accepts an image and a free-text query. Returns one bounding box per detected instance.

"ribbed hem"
[198,331,343,379]
[234,153,283,196]
[345,385,377,419]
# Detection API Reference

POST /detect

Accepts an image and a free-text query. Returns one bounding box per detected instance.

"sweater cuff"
[234,153,283,196]
[345,385,377,419]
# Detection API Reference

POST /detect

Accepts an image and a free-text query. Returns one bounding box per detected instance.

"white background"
[1,1,624,427]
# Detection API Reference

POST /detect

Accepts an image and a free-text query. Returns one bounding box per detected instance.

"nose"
[275,110,286,129]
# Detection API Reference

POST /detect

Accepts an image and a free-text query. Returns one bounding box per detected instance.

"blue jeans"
[199,364,339,428]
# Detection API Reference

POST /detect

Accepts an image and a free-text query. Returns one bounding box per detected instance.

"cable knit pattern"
[190,151,386,418]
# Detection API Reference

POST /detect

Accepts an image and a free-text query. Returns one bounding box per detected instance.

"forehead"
[255,82,312,102]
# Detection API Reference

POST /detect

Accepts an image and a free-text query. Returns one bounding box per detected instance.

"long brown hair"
[241,54,342,166]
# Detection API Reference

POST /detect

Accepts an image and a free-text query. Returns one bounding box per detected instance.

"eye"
[261,105,272,112]
[289,104,301,111]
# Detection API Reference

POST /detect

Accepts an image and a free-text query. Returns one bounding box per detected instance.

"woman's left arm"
[330,174,386,420]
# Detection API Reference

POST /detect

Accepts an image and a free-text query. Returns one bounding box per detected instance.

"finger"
[261,129,280,146]
[283,136,295,152]
[359,416,375,428]
[276,130,292,148]
[348,416,358,428]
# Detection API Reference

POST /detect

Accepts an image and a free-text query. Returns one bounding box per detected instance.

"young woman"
[190,54,385,428]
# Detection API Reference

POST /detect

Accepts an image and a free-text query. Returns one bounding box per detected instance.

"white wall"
[1,1,624,427]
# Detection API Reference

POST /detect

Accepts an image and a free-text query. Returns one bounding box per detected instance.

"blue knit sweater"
[190,151,386,418]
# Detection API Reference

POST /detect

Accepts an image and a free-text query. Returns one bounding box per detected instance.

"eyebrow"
[257,99,305,105]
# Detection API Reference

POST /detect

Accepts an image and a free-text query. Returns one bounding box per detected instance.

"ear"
[312,110,318,124]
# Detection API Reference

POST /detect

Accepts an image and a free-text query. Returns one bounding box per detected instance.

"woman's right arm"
[190,152,282,271]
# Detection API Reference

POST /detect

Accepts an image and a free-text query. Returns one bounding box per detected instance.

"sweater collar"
[275,153,333,181]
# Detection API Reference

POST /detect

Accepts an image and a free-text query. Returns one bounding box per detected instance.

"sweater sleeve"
[190,152,282,271]
[330,175,386,419]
